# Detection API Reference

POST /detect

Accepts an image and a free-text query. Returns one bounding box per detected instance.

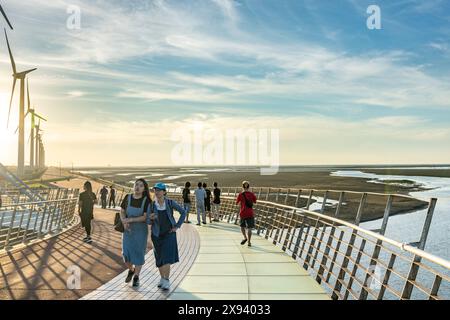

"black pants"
[101,198,107,209]
[109,196,116,208]
[81,214,92,237]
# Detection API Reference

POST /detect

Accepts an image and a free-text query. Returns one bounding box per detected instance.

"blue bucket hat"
[153,182,167,191]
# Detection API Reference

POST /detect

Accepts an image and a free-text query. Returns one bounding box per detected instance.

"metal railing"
[0,189,79,251]
[166,187,449,300]
[0,187,76,208]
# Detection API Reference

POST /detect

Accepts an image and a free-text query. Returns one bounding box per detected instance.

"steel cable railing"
[165,187,449,300]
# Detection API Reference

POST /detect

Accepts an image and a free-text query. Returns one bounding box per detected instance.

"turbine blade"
[0,5,13,30]
[27,79,31,111]
[22,68,37,76]
[35,113,47,122]
[4,29,16,74]
[7,77,17,128]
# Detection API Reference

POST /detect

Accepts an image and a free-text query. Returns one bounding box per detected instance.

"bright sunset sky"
[0,0,449,167]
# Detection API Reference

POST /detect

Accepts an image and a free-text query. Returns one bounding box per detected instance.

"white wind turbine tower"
[4,29,37,177]
[25,80,47,169]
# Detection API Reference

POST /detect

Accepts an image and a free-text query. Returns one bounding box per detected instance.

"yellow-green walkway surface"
[170,222,329,300]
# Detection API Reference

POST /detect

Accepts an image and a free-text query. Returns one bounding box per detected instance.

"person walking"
[100,186,108,209]
[149,182,186,291]
[203,182,212,223]
[78,181,97,244]
[212,182,221,222]
[120,179,152,287]
[109,185,116,208]
[194,182,207,225]
[236,181,257,247]
[182,182,192,223]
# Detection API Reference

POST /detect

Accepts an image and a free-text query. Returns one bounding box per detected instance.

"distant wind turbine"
[25,80,47,169]
[0,3,13,30]
[5,28,37,177]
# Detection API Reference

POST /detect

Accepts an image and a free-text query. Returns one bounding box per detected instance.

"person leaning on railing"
[236,181,257,247]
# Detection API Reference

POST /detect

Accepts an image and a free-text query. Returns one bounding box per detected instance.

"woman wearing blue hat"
[149,182,187,290]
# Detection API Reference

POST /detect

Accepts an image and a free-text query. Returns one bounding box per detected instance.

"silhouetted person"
[182,182,192,223]
[100,186,108,209]
[109,185,116,208]
[212,182,221,221]
[203,182,212,223]
[78,181,97,243]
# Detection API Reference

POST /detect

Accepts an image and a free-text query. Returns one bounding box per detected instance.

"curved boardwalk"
[80,222,200,300]
[81,221,329,300]
[0,207,126,300]
[169,222,329,300]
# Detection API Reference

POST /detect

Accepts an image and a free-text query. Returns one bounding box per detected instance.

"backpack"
[242,192,253,209]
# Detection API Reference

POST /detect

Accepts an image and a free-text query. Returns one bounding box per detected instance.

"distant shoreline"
[59,166,434,224]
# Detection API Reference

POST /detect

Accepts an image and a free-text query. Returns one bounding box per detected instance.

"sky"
[0,0,449,167]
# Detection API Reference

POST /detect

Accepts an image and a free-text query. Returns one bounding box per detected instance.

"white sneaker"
[161,278,170,290]
[157,277,164,288]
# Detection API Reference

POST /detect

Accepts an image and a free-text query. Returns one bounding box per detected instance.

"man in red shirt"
[236,181,257,247]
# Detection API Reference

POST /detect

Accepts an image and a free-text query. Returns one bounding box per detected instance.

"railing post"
[355,193,367,225]
[22,203,35,243]
[316,221,337,284]
[359,194,393,300]
[303,216,320,269]
[400,198,438,300]
[275,188,281,203]
[284,189,290,205]
[305,190,313,210]
[265,188,270,201]
[344,239,366,300]
[335,192,345,217]
[320,191,329,214]
[429,275,442,300]
[377,254,396,300]
[417,198,437,250]
[294,189,301,208]
[325,230,344,284]
[282,209,296,252]
[4,207,17,249]
[38,204,48,238]
[292,214,306,260]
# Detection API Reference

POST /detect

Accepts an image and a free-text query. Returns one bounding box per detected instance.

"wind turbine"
[5,29,37,177]
[35,120,44,169]
[0,3,13,30]
[25,80,47,169]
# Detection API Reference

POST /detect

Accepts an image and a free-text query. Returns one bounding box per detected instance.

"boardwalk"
[82,220,328,300]
[170,222,329,300]
[0,207,126,300]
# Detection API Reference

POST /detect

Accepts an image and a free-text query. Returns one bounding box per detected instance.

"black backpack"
[242,192,253,209]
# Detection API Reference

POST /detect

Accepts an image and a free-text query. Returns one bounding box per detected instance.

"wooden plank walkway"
[80,222,200,300]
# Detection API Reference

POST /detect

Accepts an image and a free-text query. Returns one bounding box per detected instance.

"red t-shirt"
[236,191,257,219]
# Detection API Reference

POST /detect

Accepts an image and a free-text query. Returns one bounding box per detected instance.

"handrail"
[166,189,449,300]
[221,186,419,200]
[222,196,450,271]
